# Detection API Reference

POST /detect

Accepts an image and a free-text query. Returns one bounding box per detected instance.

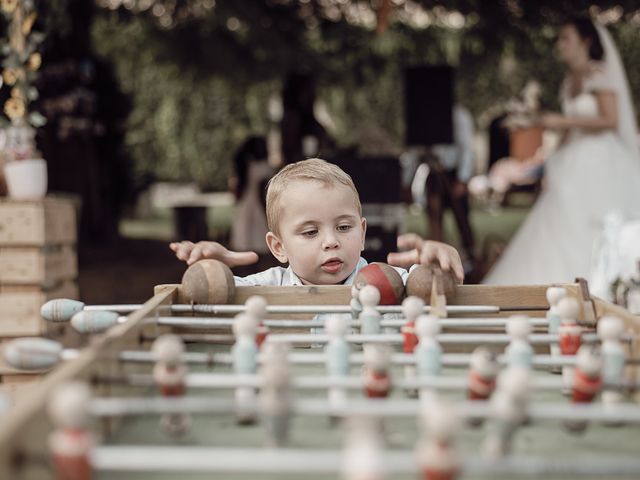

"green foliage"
[91,2,640,190]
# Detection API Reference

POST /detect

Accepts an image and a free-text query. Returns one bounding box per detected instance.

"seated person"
[170,158,463,285]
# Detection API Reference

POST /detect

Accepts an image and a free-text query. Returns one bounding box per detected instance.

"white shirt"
[234,257,410,286]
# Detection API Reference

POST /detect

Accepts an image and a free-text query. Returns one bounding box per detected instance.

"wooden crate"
[0,245,77,285]
[0,196,77,246]
[0,281,79,337]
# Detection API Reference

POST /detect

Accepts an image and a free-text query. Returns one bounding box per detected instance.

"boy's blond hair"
[266,158,362,235]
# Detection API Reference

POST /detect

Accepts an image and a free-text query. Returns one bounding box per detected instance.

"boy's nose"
[322,234,339,250]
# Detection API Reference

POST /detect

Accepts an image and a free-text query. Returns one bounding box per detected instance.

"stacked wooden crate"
[0,196,79,401]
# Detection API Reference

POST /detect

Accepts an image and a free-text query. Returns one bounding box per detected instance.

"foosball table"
[1,260,639,480]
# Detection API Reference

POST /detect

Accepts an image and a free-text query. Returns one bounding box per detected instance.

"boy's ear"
[266,231,288,264]
[360,217,367,251]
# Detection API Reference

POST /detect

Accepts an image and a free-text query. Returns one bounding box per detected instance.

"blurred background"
[1,0,638,304]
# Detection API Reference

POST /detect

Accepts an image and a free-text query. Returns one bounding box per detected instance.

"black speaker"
[404,66,454,147]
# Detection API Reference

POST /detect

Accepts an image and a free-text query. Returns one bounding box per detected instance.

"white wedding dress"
[484,68,640,285]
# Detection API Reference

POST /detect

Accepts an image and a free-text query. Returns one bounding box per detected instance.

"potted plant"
[0,0,47,200]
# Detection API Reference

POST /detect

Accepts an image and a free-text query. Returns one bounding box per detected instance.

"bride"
[484,17,640,285]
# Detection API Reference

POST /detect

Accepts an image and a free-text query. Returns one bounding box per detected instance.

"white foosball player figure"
[597,316,626,409]
[152,334,190,437]
[350,282,364,320]
[260,342,292,447]
[482,367,531,459]
[414,314,442,402]
[417,401,460,480]
[565,345,603,433]
[556,297,582,393]
[504,316,533,369]
[232,313,260,424]
[401,296,425,391]
[359,285,382,335]
[341,416,385,480]
[467,346,499,426]
[47,382,95,480]
[245,295,269,347]
[362,344,392,398]
[546,287,567,370]
[326,314,351,411]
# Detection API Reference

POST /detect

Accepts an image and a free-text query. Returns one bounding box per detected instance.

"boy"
[170,158,464,285]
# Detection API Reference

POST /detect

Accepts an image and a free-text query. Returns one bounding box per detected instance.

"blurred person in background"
[484,16,640,285]
[229,136,274,255]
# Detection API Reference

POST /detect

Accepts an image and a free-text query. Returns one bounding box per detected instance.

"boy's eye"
[301,230,318,237]
[337,224,352,232]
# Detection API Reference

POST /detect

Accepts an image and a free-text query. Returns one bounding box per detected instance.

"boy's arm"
[169,241,258,267]
[387,233,464,284]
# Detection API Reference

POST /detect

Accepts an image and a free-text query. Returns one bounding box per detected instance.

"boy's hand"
[387,233,464,284]
[169,241,259,267]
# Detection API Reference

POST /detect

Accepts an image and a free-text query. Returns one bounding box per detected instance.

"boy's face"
[266,180,366,285]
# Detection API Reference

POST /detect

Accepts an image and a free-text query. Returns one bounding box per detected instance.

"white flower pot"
[4,158,48,200]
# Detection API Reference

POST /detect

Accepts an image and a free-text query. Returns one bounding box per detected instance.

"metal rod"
[117,350,591,368]
[263,332,606,345]
[90,447,640,476]
[156,316,552,329]
[86,303,544,316]
[87,396,640,423]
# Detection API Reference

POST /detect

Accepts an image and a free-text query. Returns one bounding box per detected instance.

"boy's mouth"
[321,258,343,274]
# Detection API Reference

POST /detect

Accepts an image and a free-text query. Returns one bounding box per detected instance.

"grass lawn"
[120,198,532,275]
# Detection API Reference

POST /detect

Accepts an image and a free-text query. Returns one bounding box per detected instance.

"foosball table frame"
[0,280,638,479]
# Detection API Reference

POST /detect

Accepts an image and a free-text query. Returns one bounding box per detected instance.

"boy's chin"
[300,271,350,286]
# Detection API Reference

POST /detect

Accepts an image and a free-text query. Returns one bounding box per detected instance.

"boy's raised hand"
[387,233,464,284]
[169,241,259,267]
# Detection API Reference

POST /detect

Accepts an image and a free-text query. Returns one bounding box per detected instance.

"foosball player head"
[359,285,381,310]
[415,314,441,343]
[181,259,235,304]
[546,286,567,307]
[405,265,457,302]
[354,262,405,305]
[152,334,185,366]
[597,315,624,342]
[326,313,349,338]
[556,296,580,323]
[402,296,425,323]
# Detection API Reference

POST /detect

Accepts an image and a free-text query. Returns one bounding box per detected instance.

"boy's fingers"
[387,249,419,268]
[396,233,422,251]
[223,250,259,267]
[438,249,464,284]
[437,251,451,272]
[187,244,205,265]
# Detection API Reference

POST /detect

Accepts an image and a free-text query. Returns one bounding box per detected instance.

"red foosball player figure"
[363,344,392,398]
[565,345,603,433]
[47,382,94,480]
[401,296,424,354]
[418,401,460,480]
[467,347,499,401]
[152,334,190,436]
[467,347,500,427]
[557,297,583,356]
[245,296,269,347]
